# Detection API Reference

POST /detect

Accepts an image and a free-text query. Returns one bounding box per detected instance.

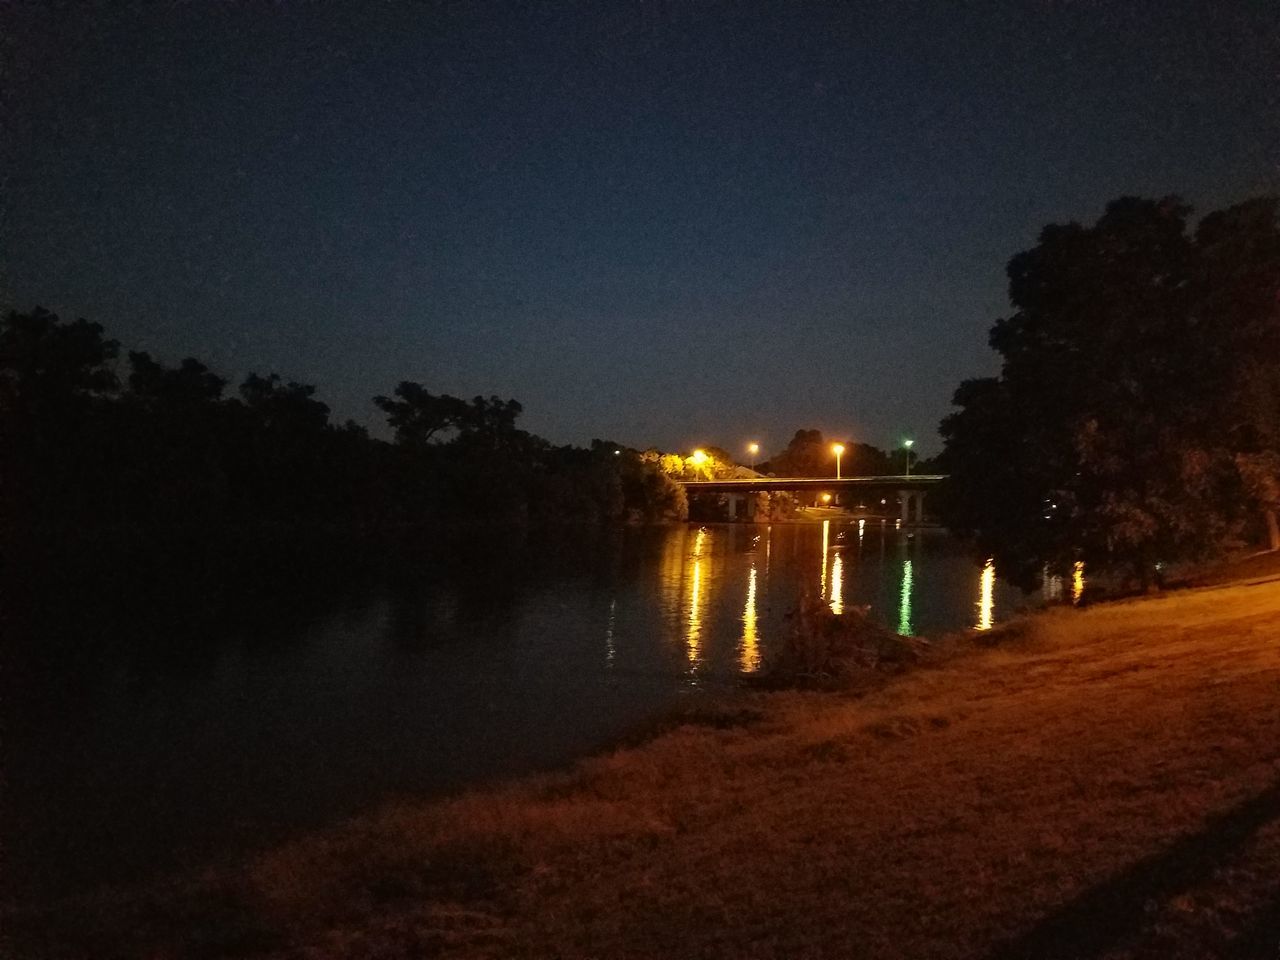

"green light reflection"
[897,558,914,636]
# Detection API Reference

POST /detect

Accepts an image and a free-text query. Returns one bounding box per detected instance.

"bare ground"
[13,573,1280,959]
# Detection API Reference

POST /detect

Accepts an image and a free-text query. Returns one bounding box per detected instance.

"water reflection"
[1042,561,1087,605]
[14,522,1034,907]
[898,558,914,636]
[1042,564,1063,602]
[686,528,707,666]
[740,565,759,672]
[605,598,617,670]
[820,520,830,598]
[658,526,686,625]
[976,559,995,631]
[830,552,844,615]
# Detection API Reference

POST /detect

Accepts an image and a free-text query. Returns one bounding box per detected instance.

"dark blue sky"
[7,1,1279,455]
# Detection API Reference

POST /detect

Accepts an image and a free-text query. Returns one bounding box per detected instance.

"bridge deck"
[680,474,944,493]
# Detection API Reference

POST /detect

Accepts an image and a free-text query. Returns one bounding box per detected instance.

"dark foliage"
[761,429,900,477]
[0,309,687,541]
[937,196,1280,588]
[761,594,925,687]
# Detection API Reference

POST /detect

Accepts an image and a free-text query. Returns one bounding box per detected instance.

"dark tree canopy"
[373,381,472,446]
[0,306,118,415]
[937,196,1280,588]
[763,430,895,478]
[1,308,687,537]
[128,352,226,405]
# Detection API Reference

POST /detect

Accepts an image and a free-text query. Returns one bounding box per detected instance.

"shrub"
[763,594,927,686]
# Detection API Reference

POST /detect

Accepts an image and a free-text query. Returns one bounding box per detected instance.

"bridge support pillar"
[900,491,925,524]
[725,493,756,521]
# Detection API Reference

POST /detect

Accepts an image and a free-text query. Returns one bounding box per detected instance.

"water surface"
[6,521,1025,901]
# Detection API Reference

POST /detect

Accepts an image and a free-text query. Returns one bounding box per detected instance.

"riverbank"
[12,566,1280,959]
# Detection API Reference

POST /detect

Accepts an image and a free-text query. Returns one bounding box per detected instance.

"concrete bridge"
[680,474,945,523]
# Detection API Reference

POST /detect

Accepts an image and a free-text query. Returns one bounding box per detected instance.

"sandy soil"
[13,571,1280,959]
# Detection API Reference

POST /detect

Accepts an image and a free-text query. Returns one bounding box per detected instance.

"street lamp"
[903,438,914,478]
[832,443,845,479]
[690,448,709,478]
[747,442,759,471]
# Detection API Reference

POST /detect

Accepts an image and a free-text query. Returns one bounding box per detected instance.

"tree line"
[0,308,688,541]
[758,430,927,478]
[936,196,1280,589]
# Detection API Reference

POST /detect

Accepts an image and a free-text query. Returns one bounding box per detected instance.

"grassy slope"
[17,575,1280,959]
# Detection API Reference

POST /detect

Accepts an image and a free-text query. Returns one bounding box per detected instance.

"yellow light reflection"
[688,558,702,660]
[820,519,830,598]
[830,551,844,615]
[740,565,759,673]
[686,528,707,664]
[976,559,994,631]
[898,559,914,636]
[1072,561,1086,605]
[658,527,688,628]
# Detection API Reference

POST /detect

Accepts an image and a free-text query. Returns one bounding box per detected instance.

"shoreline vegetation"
[10,552,1280,959]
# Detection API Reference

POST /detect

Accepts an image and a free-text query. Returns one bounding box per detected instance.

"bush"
[763,594,927,686]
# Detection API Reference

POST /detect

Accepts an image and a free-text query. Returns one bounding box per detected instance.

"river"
[6,521,1028,903]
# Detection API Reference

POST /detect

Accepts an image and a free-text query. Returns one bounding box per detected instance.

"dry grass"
[12,576,1280,959]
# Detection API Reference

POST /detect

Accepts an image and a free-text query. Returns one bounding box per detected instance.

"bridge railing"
[679,474,945,487]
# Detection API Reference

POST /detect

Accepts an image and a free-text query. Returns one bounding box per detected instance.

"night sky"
[7,1,1279,455]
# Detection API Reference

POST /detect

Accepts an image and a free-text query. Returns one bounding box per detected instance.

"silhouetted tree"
[1194,197,1280,548]
[373,382,471,446]
[765,429,829,476]
[0,307,118,416]
[128,352,226,405]
[1,308,120,525]
[844,442,893,476]
[239,373,330,434]
[938,196,1280,588]
[2,307,700,539]
[761,431,893,477]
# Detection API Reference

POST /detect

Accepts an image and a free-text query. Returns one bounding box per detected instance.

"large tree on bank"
[937,196,1280,589]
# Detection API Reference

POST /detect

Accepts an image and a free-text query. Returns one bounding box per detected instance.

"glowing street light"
[690,448,709,478]
[832,442,845,479]
[903,438,914,478]
[747,442,759,471]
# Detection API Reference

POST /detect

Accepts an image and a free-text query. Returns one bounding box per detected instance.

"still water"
[7,521,1025,902]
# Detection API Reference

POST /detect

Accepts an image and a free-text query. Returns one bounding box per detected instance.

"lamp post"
[903,438,914,478]
[747,442,759,472]
[832,443,845,480]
